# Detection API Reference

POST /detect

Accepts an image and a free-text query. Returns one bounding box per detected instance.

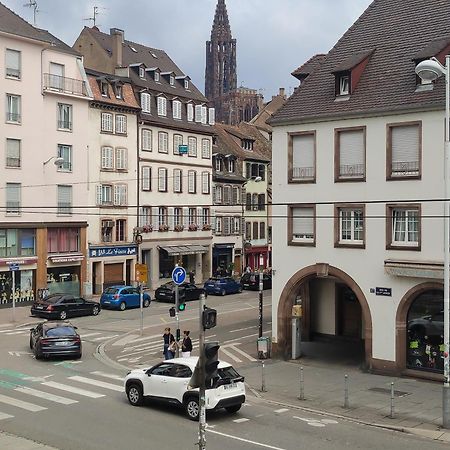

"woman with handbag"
[181,330,192,357]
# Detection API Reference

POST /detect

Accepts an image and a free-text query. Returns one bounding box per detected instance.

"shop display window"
[47,228,79,253]
[47,267,80,296]
[0,270,35,305]
[0,229,35,257]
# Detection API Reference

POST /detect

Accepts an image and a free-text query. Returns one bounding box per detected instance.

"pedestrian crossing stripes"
[41,381,105,399]
[14,387,78,405]
[67,376,123,392]
[0,393,47,412]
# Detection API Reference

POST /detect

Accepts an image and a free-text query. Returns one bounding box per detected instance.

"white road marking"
[322,419,339,424]
[232,418,250,423]
[80,332,102,338]
[120,334,162,348]
[309,423,326,427]
[91,335,118,342]
[293,416,336,427]
[112,334,140,347]
[15,387,77,405]
[230,326,256,333]
[0,393,47,412]
[5,331,28,335]
[219,347,242,363]
[207,429,287,450]
[228,344,257,362]
[68,376,123,392]
[90,372,123,381]
[8,351,32,357]
[42,381,105,398]
[0,412,14,420]
[0,328,30,333]
[224,333,258,344]
[274,408,289,414]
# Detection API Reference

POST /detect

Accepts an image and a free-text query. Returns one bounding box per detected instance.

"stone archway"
[276,263,373,369]
[396,281,443,375]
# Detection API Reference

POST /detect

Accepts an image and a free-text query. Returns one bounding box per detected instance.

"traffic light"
[177,296,186,312]
[204,342,220,388]
[202,307,217,329]
[169,307,176,317]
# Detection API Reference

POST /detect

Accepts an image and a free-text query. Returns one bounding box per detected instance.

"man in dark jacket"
[181,330,192,357]
[163,327,175,360]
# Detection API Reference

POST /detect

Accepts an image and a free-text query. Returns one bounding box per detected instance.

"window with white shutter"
[140,207,152,227]
[174,207,182,227]
[290,133,315,181]
[6,139,20,168]
[157,96,167,116]
[142,129,152,151]
[172,100,182,120]
[173,134,183,155]
[97,184,113,205]
[101,146,114,169]
[188,170,196,193]
[202,172,210,194]
[173,169,182,193]
[223,186,231,204]
[195,105,202,122]
[141,166,151,191]
[115,115,127,134]
[6,49,21,79]
[57,185,72,215]
[201,139,210,159]
[113,185,127,206]
[158,207,168,227]
[188,137,197,157]
[158,132,168,153]
[6,182,21,215]
[188,208,197,225]
[336,128,365,179]
[201,106,207,125]
[101,112,113,132]
[187,103,194,122]
[208,108,215,125]
[115,148,127,170]
[290,206,315,244]
[389,123,421,178]
[158,168,167,192]
[141,93,151,113]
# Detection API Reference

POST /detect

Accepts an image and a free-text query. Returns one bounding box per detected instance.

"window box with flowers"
[159,224,169,232]
[202,224,212,231]
[174,225,184,232]
[188,224,198,231]
[142,224,153,233]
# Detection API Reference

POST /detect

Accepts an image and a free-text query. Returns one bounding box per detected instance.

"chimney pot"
[279,88,285,97]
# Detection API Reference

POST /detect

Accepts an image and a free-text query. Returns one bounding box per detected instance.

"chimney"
[110,28,124,68]
[279,88,286,98]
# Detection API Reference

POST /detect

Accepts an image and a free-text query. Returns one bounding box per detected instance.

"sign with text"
[135,264,148,283]
[375,287,392,297]
[89,245,137,258]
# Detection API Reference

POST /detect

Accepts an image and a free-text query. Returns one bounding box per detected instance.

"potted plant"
[188,224,198,231]
[174,225,184,232]
[142,224,153,233]
[202,224,212,231]
[158,224,169,232]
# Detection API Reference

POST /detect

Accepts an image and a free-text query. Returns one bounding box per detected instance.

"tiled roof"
[250,93,287,132]
[272,0,450,125]
[291,54,326,80]
[84,27,208,103]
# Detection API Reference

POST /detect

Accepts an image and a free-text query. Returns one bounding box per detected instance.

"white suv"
[124,357,246,420]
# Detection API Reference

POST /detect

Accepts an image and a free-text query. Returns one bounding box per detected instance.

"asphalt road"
[0,292,446,449]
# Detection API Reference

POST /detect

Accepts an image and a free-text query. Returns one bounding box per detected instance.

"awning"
[159,245,208,256]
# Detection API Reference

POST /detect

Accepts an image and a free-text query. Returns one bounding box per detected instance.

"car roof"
[163,357,232,370]
[42,321,75,329]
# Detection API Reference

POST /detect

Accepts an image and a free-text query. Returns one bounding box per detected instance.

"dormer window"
[338,74,350,96]
[184,79,189,90]
[155,72,160,82]
[139,67,145,79]
[170,75,175,86]
[157,96,167,117]
[228,159,235,173]
[100,81,108,97]
[115,84,123,99]
[242,139,253,151]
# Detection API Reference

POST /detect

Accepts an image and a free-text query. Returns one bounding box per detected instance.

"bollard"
[261,361,266,392]
[299,366,305,400]
[344,374,349,409]
[390,382,395,419]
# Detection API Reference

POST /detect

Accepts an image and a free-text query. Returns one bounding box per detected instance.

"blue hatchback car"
[100,286,151,311]
[203,277,242,296]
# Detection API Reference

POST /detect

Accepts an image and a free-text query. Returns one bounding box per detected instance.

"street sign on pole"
[9,263,19,272]
[135,264,148,283]
[172,267,186,357]
[172,266,187,285]
[9,264,19,322]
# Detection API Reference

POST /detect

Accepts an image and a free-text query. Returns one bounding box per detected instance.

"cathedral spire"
[210,0,232,40]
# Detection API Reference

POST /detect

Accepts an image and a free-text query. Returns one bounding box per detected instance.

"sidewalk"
[0,431,58,450]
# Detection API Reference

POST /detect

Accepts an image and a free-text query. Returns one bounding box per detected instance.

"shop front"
[245,246,270,271]
[212,244,235,276]
[47,254,84,296]
[0,257,38,306]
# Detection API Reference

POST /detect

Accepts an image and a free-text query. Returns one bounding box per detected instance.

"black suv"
[240,272,272,290]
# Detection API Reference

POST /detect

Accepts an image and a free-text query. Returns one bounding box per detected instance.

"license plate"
[243,284,249,287]
[223,383,237,390]
[36,305,44,309]
[103,301,110,304]
[55,341,70,346]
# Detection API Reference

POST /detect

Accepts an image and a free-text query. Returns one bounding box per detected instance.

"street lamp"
[416,55,450,428]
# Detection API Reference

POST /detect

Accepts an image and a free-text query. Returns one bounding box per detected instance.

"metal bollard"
[299,366,305,400]
[344,374,349,409]
[261,361,266,392]
[390,382,395,419]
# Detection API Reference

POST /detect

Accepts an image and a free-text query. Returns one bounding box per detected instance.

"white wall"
[310,279,336,335]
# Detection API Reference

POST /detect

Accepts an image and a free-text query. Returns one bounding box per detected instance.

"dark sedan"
[155,282,207,303]
[240,272,272,290]
[29,321,81,360]
[204,277,242,296]
[31,294,101,320]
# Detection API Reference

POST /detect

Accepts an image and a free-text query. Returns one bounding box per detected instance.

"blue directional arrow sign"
[9,263,19,272]
[172,266,187,285]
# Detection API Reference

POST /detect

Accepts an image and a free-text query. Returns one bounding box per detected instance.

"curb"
[94,341,132,372]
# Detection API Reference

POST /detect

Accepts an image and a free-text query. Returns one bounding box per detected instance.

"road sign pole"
[175,285,180,358]
[140,282,143,336]
[198,292,206,450]
[11,270,16,323]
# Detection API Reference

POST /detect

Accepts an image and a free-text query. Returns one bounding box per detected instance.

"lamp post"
[416,55,450,428]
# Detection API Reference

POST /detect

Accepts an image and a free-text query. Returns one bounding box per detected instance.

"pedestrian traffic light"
[204,342,220,387]
[177,297,186,312]
[169,307,176,317]
[202,307,217,330]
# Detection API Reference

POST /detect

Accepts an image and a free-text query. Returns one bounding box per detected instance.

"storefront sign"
[373,287,392,297]
[0,257,38,266]
[89,245,137,258]
[8,263,19,271]
[50,255,84,264]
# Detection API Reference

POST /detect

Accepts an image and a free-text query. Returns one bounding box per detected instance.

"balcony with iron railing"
[58,120,72,131]
[57,202,72,215]
[43,73,88,97]
[339,164,365,179]
[6,112,21,123]
[6,157,20,168]
[6,202,21,215]
[291,166,315,181]
[391,160,420,177]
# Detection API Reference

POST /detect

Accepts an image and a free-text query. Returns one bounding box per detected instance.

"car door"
[143,363,174,399]
[129,288,140,307]
[60,298,74,317]
[169,364,193,402]
[30,324,42,349]
[119,288,131,307]
[73,297,91,316]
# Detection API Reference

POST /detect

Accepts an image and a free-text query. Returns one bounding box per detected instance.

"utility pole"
[175,285,180,357]
[259,263,263,338]
[198,293,206,450]
[23,0,38,26]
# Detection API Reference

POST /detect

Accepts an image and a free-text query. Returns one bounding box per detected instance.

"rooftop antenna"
[84,6,107,27]
[23,0,39,26]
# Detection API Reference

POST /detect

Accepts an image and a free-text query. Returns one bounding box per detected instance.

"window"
[223,217,231,235]
[253,222,259,240]
[115,84,123,99]
[188,208,197,225]
[101,146,114,169]
[113,185,127,206]
[173,134,183,155]
[188,137,197,157]
[49,62,64,90]
[226,158,234,173]
[101,112,113,132]
[6,183,21,215]
[289,205,315,245]
[188,170,197,193]
[101,220,113,243]
[112,147,126,171]
[201,106,207,125]
[216,217,223,234]
[216,185,223,204]
[208,108,215,125]
[158,168,168,192]
[202,139,211,159]
[223,186,231,204]
[154,72,160,82]
[100,81,108,97]
[242,139,253,151]
[6,49,21,79]
[187,103,194,122]
[115,219,126,242]
[260,222,266,240]
[115,115,127,134]
[245,222,251,240]
[173,100,182,119]
[336,127,365,180]
[252,193,258,211]
[174,207,182,227]
[202,208,210,225]
[157,96,167,116]
[233,216,240,234]
[289,132,315,182]
[215,157,223,172]
[173,169,182,193]
[140,207,152,227]
[336,206,365,247]
[57,104,72,131]
[184,79,189,90]
[170,75,175,86]
[246,193,252,211]
[57,144,72,171]
[158,207,168,226]
[141,166,151,191]
[387,122,421,179]
[387,205,421,249]
[96,185,112,205]
[258,194,266,211]
[258,164,266,181]
[139,67,145,78]
[232,187,239,205]
[47,228,79,253]
[202,172,210,194]
[57,185,72,215]
[6,138,20,168]
[141,93,151,113]
[338,75,350,96]
[142,129,152,151]
[195,105,202,122]
[6,94,21,123]
[0,229,35,257]
[158,132,168,153]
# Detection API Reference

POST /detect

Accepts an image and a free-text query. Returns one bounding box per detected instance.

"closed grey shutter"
[292,135,314,179]
[6,183,21,213]
[168,207,174,230]
[391,125,420,174]
[292,207,314,239]
[58,185,72,214]
[339,129,364,177]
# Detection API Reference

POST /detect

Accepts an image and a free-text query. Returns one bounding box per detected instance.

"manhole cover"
[368,387,411,397]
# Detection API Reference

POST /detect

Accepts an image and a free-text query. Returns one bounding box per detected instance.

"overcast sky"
[4,0,372,99]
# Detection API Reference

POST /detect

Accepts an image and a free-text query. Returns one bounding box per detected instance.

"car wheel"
[238,286,243,293]
[119,301,126,311]
[184,396,200,421]
[127,384,143,406]
[221,289,226,296]
[59,310,67,320]
[74,353,82,360]
[92,305,100,316]
[143,299,150,308]
[225,404,242,414]
[34,348,42,360]
[29,337,33,350]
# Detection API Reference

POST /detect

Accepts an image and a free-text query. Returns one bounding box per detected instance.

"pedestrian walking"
[181,330,192,357]
[189,270,195,284]
[163,327,175,360]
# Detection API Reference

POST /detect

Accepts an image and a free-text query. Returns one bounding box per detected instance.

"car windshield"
[45,327,77,337]
[217,366,241,380]
[104,288,119,295]
[162,282,176,289]
[43,295,66,304]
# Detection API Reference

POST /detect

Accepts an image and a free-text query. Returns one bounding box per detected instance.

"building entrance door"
[337,285,362,339]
